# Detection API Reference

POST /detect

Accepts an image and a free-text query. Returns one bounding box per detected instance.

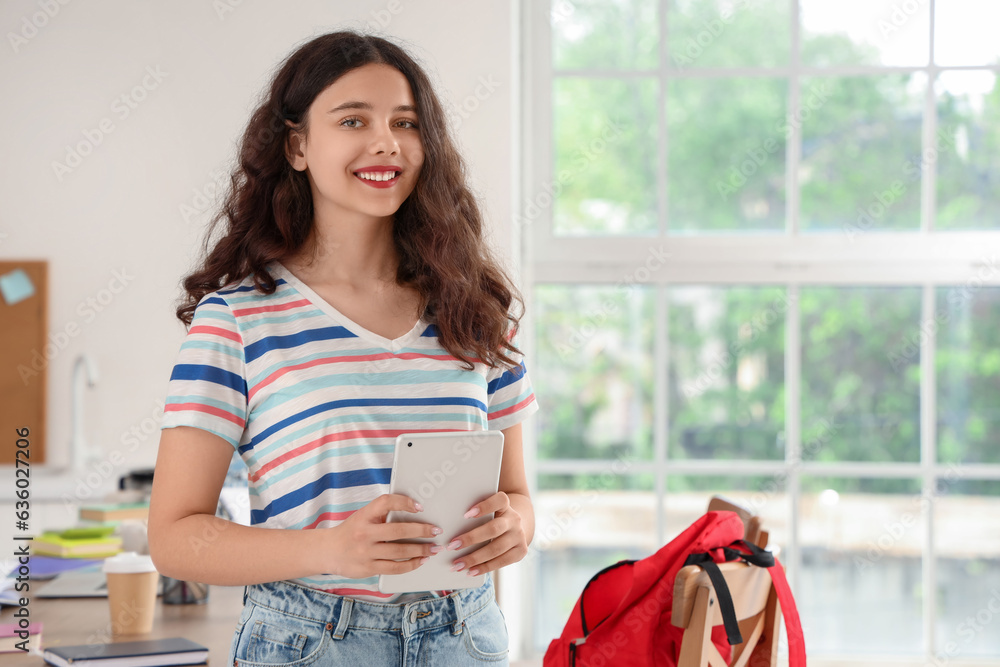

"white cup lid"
[102,551,157,574]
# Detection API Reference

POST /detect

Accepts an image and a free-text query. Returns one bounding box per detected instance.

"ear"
[284,122,307,172]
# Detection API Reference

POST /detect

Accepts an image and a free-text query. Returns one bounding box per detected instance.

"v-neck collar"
[268,260,426,352]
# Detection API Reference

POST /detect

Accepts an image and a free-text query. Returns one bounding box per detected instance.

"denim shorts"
[227,575,509,666]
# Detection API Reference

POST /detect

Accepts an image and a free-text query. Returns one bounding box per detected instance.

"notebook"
[42,637,208,667]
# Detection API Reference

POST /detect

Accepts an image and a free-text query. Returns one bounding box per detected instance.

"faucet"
[70,354,99,472]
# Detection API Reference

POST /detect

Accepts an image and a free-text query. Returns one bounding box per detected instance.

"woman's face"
[287,63,424,223]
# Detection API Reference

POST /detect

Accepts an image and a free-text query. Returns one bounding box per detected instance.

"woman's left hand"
[445,492,528,577]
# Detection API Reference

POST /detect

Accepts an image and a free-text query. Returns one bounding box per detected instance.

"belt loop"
[332,598,354,640]
[242,585,248,605]
[451,590,465,635]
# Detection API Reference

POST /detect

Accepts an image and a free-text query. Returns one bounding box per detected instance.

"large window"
[521,0,1000,662]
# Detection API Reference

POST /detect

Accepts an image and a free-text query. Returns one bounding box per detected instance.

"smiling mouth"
[354,171,401,182]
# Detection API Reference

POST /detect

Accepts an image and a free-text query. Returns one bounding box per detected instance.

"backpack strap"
[578,559,635,636]
[762,555,807,667]
[729,540,808,667]
[683,552,744,645]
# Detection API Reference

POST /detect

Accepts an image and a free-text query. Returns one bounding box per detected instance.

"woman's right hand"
[318,494,444,579]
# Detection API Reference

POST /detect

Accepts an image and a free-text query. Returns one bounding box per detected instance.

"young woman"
[147,31,538,666]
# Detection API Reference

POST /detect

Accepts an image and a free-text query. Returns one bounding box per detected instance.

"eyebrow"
[327,101,417,114]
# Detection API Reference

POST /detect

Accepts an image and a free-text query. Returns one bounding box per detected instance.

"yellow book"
[30,531,122,558]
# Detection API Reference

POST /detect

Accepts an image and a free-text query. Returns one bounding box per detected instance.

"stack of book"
[79,501,149,523]
[0,622,42,654]
[30,526,122,559]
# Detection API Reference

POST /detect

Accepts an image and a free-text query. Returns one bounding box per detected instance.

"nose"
[370,119,399,156]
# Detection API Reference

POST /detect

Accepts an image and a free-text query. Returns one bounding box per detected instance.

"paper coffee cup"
[102,551,159,635]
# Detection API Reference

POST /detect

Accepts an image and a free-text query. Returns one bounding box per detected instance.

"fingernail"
[430,546,444,554]
[419,557,429,565]
[414,502,423,512]
[467,568,479,576]
[447,539,462,551]
[431,527,443,535]
[464,507,480,518]
[451,562,465,572]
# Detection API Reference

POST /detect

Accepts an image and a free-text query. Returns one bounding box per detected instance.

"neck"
[287,208,399,289]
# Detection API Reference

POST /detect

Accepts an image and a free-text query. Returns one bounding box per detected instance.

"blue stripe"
[490,387,535,414]
[225,288,293,305]
[244,326,358,363]
[191,311,239,327]
[297,574,378,585]
[248,367,483,410]
[240,309,327,332]
[249,414,483,480]
[488,361,526,394]
[251,467,390,523]
[239,396,487,454]
[170,364,247,398]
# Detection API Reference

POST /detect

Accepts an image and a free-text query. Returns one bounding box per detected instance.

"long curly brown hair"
[176,31,524,371]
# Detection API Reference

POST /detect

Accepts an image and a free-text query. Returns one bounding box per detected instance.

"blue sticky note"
[0,268,35,305]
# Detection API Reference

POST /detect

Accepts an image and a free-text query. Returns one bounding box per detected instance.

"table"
[0,579,244,665]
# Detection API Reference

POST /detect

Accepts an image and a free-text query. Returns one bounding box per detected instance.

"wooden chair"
[668,495,781,667]
[707,494,767,549]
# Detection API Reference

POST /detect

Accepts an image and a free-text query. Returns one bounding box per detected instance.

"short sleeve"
[485,324,540,432]
[161,293,248,450]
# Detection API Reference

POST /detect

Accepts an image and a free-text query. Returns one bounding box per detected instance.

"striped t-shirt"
[160,260,539,603]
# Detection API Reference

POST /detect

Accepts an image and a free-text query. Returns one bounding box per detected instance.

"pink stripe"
[249,354,390,401]
[488,394,535,421]
[165,402,245,427]
[249,428,458,483]
[303,510,357,529]
[248,352,470,402]
[231,298,311,317]
[189,324,241,344]
[321,587,396,598]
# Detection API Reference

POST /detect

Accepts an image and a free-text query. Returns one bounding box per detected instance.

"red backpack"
[543,511,807,667]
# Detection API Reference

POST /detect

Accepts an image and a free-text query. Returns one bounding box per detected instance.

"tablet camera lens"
[407,442,412,447]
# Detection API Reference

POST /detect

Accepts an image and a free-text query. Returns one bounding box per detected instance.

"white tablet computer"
[377,430,505,594]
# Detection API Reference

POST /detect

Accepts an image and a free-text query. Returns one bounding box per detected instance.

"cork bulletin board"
[1,261,47,465]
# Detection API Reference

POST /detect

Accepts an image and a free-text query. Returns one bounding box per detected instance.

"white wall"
[0,0,519,481]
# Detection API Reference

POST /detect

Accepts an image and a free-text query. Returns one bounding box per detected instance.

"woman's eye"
[340,117,418,129]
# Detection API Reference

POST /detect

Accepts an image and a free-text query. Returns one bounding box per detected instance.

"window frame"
[519,0,1000,661]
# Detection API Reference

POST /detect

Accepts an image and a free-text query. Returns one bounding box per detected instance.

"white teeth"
[356,171,399,182]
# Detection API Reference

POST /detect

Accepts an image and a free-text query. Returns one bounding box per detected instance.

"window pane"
[535,285,654,460]
[669,287,786,460]
[936,286,1000,464]
[663,475,789,550]
[552,0,658,71]
[667,0,789,69]
[800,477,924,655]
[800,75,925,233]
[935,479,1000,658]
[935,71,1000,231]
[801,0,930,67]
[533,474,655,654]
[801,287,921,462]
[667,78,786,233]
[935,0,1000,66]
[553,77,658,235]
